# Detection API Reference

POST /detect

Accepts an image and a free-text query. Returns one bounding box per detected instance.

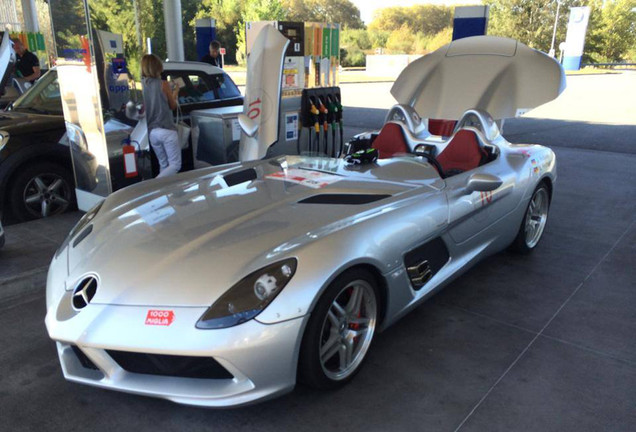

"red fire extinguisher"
[122,136,138,178]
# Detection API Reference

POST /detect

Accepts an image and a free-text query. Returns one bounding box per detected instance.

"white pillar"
[163,0,184,61]
[21,0,39,32]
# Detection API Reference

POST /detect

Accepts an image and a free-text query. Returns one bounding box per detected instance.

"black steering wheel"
[414,152,445,178]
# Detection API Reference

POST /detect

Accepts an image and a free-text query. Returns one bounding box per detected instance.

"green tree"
[587,0,636,62]
[283,0,364,29]
[486,0,580,51]
[235,0,286,64]
[368,5,452,36]
[487,0,636,63]
[385,24,417,54]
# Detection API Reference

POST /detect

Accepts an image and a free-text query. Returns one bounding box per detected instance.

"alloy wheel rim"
[319,280,377,381]
[23,173,71,218]
[525,188,549,248]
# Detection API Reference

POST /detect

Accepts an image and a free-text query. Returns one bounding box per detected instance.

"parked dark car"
[0,64,243,223]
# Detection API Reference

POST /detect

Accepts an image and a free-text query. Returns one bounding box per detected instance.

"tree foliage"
[486,0,636,62]
[368,5,452,35]
[282,0,364,29]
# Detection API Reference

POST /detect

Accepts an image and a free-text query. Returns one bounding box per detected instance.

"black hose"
[297,128,302,155]
[331,126,336,157]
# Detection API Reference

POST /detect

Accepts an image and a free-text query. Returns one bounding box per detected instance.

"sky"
[351,0,482,24]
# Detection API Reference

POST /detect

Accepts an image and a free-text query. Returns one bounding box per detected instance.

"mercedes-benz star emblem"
[72,276,98,310]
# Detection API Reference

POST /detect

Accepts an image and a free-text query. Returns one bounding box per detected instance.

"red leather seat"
[429,119,457,137]
[436,129,485,174]
[372,123,409,159]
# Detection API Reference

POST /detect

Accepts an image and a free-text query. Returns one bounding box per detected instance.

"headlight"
[196,258,297,329]
[0,130,9,151]
[55,200,104,257]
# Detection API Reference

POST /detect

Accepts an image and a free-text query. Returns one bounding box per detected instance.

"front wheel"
[510,183,551,253]
[8,162,76,222]
[298,268,379,389]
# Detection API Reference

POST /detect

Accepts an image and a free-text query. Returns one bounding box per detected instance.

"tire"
[298,268,380,390]
[8,162,76,222]
[510,183,551,254]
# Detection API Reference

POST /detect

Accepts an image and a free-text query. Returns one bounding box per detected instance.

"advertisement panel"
[562,7,590,71]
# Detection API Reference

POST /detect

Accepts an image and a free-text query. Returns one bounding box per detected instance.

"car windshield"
[163,71,241,105]
[11,70,63,115]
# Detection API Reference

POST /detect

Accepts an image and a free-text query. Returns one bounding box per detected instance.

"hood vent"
[223,168,257,187]
[298,194,391,205]
[72,224,93,248]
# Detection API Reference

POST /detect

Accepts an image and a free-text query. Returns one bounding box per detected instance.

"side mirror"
[465,173,502,194]
[238,114,258,138]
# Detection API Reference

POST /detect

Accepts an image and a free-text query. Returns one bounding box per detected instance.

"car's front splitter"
[45,301,306,407]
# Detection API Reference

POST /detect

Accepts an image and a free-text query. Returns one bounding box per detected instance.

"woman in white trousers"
[141,54,181,178]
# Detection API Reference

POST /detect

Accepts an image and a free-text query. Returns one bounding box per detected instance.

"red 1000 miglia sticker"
[145,310,175,326]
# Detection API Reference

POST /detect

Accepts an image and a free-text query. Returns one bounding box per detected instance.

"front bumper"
[45,299,306,407]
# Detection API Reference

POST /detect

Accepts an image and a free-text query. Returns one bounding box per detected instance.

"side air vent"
[224,168,257,187]
[404,237,450,291]
[407,260,433,288]
[298,194,391,205]
[71,276,98,310]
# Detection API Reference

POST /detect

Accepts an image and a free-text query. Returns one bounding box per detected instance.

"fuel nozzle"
[327,95,339,157]
[309,97,320,132]
[309,97,321,153]
[335,94,344,157]
[318,96,329,131]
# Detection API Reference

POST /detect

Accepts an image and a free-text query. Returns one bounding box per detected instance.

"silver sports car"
[45,35,565,407]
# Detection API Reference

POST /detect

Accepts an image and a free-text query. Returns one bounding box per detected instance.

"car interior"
[164,71,242,106]
[363,105,500,178]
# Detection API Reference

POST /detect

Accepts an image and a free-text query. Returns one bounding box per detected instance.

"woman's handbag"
[175,105,191,149]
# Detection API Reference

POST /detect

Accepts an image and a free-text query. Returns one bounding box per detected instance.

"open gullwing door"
[390,36,566,120]
[239,25,289,161]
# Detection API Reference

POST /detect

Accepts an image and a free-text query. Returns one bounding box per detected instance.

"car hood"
[0,32,13,96]
[391,36,566,120]
[0,110,64,135]
[66,156,442,307]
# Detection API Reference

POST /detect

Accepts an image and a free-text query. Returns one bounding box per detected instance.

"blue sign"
[562,7,590,71]
[196,18,217,61]
[453,6,489,41]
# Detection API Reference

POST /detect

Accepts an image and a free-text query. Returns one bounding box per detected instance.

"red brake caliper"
[347,288,361,340]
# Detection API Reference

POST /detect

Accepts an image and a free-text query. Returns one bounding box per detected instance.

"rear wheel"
[510,183,550,253]
[299,268,379,389]
[8,162,75,222]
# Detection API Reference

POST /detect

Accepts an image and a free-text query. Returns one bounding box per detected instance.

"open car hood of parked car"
[0,31,15,96]
[390,36,566,120]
